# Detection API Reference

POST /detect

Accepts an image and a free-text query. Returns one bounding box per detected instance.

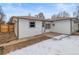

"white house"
[11,16,79,39]
[51,17,79,34]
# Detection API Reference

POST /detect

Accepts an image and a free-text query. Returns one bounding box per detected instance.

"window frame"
[29,21,35,28]
[45,24,51,29]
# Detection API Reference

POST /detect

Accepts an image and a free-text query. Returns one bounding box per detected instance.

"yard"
[7,35,79,55]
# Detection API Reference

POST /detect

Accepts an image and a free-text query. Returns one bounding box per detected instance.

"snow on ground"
[7,35,79,55]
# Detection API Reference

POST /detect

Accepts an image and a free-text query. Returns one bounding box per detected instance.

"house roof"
[52,16,77,21]
[11,16,77,22]
[11,16,52,22]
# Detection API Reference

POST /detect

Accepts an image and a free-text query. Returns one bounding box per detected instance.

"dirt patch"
[72,32,79,36]
[0,32,16,44]
[0,35,50,54]
[0,32,60,55]
[43,32,61,37]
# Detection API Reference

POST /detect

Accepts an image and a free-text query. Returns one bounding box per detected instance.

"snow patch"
[7,35,79,55]
[53,34,70,40]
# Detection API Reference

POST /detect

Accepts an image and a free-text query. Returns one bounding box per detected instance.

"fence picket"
[0,24,14,33]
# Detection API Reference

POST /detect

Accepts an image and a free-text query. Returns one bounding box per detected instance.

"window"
[29,22,35,28]
[52,24,55,26]
[45,24,51,29]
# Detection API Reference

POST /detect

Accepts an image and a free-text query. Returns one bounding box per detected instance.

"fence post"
[8,25,9,32]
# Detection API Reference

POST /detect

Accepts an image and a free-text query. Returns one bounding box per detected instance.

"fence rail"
[0,24,14,33]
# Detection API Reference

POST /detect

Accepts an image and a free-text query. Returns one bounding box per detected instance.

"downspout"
[44,21,45,33]
[42,21,43,34]
[42,21,45,33]
[70,19,72,35]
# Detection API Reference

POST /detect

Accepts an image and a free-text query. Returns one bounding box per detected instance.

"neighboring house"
[11,16,79,39]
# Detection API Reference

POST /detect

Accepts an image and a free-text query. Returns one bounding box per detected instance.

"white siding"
[14,19,18,37]
[14,18,79,39]
[51,20,71,34]
[18,19,43,38]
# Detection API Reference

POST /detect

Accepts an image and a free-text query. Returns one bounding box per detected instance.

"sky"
[0,3,78,22]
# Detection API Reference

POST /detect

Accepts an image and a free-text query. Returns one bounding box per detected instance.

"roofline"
[52,17,77,21]
[11,16,77,22]
[11,16,53,22]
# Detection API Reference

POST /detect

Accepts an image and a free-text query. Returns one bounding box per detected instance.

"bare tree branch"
[0,6,5,23]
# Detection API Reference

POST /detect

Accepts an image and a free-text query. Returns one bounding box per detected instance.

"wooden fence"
[0,24,14,33]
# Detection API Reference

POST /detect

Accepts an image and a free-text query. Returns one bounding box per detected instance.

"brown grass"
[0,32,16,44]
[0,32,60,55]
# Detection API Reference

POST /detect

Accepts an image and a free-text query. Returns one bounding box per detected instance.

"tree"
[38,12,45,19]
[7,18,13,24]
[0,6,5,23]
[51,11,70,20]
[57,11,70,17]
[73,5,79,19]
[51,14,57,20]
[51,11,70,19]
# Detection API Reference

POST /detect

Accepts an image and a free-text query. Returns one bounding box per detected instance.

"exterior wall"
[44,22,52,32]
[51,20,71,34]
[14,19,18,37]
[72,20,79,33]
[18,19,43,38]
[14,18,79,39]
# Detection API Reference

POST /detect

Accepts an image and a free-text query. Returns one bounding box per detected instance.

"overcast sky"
[0,3,78,22]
